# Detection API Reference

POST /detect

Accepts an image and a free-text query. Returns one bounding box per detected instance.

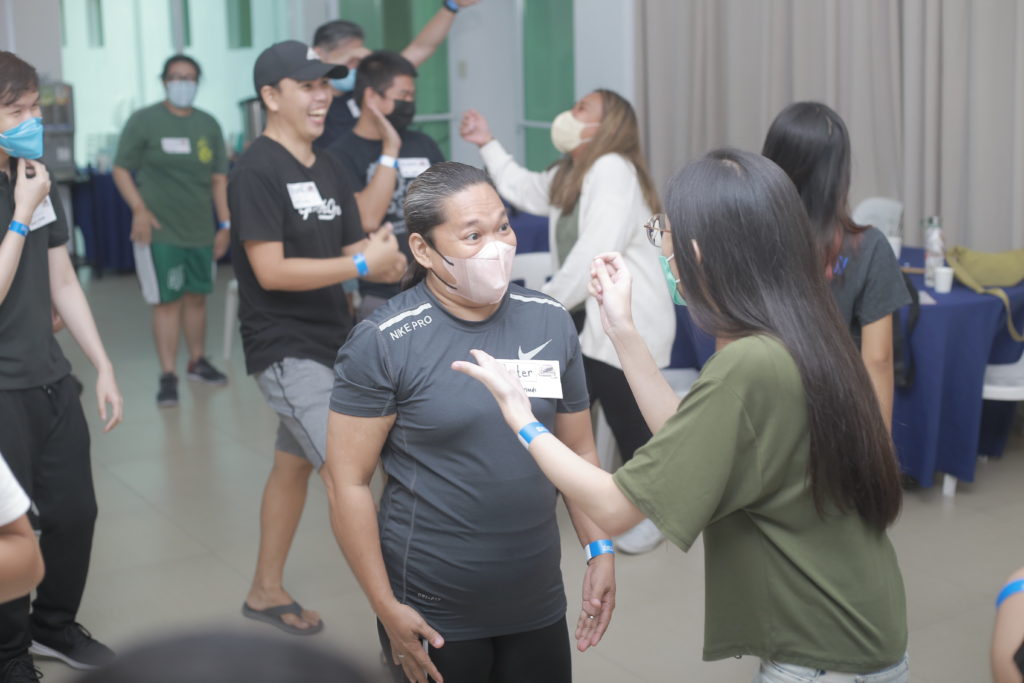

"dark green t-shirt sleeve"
[331,320,397,416]
[612,376,760,551]
[854,231,912,327]
[209,117,228,175]
[114,111,146,170]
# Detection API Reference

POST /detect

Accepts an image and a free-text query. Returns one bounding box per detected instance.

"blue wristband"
[585,539,614,563]
[217,220,231,230]
[517,421,550,447]
[443,0,459,12]
[353,252,369,277]
[997,579,1024,608]
[8,221,28,236]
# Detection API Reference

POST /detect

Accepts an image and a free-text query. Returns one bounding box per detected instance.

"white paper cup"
[934,265,954,293]
[887,236,902,258]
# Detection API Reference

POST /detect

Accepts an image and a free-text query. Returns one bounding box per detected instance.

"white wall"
[573,0,636,104]
[0,0,63,81]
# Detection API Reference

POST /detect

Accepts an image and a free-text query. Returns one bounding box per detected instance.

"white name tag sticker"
[398,157,431,179]
[160,137,192,154]
[286,182,324,210]
[28,196,57,231]
[496,359,563,399]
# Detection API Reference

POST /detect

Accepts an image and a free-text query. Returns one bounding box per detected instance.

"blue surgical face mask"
[166,80,198,109]
[0,117,44,160]
[329,69,356,93]
[659,253,686,306]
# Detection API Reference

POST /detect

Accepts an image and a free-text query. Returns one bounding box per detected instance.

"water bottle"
[923,216,945,288]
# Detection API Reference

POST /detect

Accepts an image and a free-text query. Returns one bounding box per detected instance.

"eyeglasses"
[643,213,671,248]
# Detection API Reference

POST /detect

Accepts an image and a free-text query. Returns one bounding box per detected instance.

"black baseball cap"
[253,40,348,94]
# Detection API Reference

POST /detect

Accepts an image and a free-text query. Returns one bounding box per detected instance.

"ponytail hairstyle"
[402,161,495,290]
[667,148,902,530]
[761,102,867,276]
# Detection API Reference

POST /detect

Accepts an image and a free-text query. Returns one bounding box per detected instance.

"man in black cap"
[229,40,403,635]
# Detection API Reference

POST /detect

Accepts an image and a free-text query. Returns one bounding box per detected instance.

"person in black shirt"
[0,50,124,679]
[328,51,445,317]
[231,41,403,637]
[310,0,479,150]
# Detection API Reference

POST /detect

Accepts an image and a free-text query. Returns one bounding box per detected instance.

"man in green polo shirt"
[114,54,230,407]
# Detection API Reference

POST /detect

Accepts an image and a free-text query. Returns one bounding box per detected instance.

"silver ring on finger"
[398,654,406,660]
[587,614,595,620]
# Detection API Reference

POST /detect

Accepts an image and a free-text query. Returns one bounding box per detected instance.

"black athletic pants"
[583,355,651,463]
[0,375,96,660]
[377,617,571,683]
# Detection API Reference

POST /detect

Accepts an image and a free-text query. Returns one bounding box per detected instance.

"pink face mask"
[431,239,516,305]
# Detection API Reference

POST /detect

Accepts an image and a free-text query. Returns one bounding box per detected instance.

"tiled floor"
[34,266,1019,682]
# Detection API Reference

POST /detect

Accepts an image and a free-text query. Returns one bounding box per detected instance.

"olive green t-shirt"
[114,102,228,247]
[613,335,907,672]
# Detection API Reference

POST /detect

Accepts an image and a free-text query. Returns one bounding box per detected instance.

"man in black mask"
[327,50,444,318]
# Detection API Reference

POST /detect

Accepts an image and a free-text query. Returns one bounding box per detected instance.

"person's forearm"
[326,482,401,615]
[401,7,456,67]
[354,167,398,233]
[254,255,361,291]
[0,230,27,305]
[49,251,112,373]
[112,166,145,211]
[608,326,680,433]
[0,520,44,603]
[864,354,894,433]
[564,446,613,545]
[211,174,230,224]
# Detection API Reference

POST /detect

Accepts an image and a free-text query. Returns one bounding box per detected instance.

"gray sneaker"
[157,373,178,408]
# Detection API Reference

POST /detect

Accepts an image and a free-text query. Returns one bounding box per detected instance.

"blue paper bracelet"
[353,252,369,277]
[517,421,549,448]
[997,579,1024,608]
[443,0,459,12]
[217,220,231,230]
[8,220,28,236]
[585,539,615,563]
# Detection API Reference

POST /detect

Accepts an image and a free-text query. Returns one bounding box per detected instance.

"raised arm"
[321,411,444,683]
[460,110,555,216]
[0,159,49,305]
[350,103,402,232]
[401,0,479,67]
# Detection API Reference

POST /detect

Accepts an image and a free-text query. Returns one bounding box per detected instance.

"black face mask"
[387,99,416,131]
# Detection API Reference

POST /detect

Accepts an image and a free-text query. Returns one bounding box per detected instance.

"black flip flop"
[241,601,324,636]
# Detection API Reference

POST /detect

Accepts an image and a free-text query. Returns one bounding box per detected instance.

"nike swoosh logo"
[518,340,552,361]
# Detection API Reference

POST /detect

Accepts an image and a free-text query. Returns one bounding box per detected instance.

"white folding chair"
[852,197,904,238]
[510,252,552,291]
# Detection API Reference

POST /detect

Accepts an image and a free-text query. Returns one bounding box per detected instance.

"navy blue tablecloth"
[71,167,135,272]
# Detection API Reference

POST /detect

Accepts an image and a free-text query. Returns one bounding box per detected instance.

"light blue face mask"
[330,69,356,93]
[659,253,686,306]
[166,80,198,109]
[0,117,44,160]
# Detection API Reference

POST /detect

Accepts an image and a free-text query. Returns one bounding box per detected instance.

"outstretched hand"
[451,349,534,431]
[588,253,636,339]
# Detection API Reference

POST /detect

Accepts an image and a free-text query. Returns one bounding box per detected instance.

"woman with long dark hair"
[322,162,615,683]
[455,149,909,681]
[460,89,674,554]
[762,102,910,430]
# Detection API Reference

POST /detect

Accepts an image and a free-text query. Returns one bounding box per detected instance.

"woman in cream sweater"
[460,89,674,553]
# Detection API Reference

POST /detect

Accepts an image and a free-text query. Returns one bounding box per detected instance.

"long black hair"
[402,161,494,290]
[667,149,901,530]
[761,102,866,274]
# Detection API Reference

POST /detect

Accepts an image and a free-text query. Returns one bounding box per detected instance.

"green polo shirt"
[614,335,907,672]
[114,101,227,247]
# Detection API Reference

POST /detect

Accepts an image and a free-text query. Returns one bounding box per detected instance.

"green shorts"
[133,242,215,304]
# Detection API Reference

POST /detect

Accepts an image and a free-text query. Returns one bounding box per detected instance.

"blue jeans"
[753,654,909,683]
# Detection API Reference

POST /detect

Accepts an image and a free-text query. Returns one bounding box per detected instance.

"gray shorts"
[255,357,334,468]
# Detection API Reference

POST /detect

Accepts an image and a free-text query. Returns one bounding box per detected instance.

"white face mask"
[550,110,598,154]
[431,239,516,305]
[166,80,198,109]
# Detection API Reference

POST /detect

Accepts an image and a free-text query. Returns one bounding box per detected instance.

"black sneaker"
[157,372,179,407]
[0,653,41,682]
[29,623,114,671]
[186,357,228,385]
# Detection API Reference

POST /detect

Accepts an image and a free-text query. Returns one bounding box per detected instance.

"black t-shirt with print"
[228,136,364,375]
[0,160,72,389]
[327,128,444,301]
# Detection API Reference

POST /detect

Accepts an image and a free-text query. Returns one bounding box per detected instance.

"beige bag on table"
[945,246,1024,341]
